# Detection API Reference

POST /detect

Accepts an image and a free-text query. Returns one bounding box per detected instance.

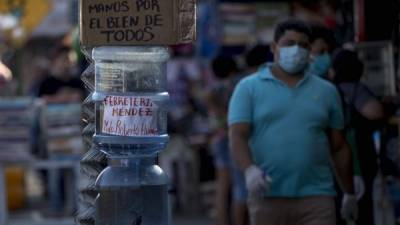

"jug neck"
[108,155,156,167]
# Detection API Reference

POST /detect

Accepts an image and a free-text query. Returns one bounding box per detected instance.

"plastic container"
[95,155,170,225]
[92,47,170,150]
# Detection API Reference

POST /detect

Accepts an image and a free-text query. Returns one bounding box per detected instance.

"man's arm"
[229,123,253,171]
[330,129,354,194]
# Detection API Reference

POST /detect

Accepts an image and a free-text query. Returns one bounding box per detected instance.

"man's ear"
[328,68,335,81]
[270,42,277,55]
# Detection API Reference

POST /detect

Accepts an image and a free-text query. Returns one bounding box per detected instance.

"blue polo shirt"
[228,64,344,197]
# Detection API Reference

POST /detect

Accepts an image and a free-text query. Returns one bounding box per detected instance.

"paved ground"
[173,215,213,225]
[7,212,213,225]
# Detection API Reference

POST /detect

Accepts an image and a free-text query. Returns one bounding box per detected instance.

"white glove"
[353,175,365,200]
[244,165,272,197]
[341,193,358,221]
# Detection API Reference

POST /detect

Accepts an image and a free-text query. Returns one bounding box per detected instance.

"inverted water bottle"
[91,46,170,154]
[95,151,170,225]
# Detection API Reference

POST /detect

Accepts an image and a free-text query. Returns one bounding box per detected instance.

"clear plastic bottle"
[92,47,170,153]
[95,153,170,225]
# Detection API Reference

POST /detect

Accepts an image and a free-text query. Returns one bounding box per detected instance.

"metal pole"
[0,165,8,225]
[354,0,365,42]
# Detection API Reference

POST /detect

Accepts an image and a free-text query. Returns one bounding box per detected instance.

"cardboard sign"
[102,95,159,136]
[80,0,196,45]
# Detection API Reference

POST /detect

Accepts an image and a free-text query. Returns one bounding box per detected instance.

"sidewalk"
[6,212,213,225]
[173,214,213,225]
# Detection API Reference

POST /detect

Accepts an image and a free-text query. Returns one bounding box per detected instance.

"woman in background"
[331,49,384,225]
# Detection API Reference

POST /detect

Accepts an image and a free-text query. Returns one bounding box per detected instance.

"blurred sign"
[80,0,196,45]
[218,2,289,46]
[355,41,396,97]
[0,0,52,45]
[32,0,74,37]
[255,2,289,44]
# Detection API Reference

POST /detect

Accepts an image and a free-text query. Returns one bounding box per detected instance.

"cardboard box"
[80,0,196,46]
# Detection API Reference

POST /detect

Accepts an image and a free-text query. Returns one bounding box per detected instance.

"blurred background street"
[0,0,399,225]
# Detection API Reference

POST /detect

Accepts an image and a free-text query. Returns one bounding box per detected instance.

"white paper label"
[102,95,159,136]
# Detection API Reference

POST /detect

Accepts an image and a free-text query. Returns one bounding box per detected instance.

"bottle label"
[97,65,124,92]
[102,95,159,136]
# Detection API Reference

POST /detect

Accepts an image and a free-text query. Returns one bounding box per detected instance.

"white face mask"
[278,45,309,75]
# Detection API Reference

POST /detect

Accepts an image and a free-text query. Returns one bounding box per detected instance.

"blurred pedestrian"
[206,55,248,225]
[28,56,50,95]
[167,44,202,134]
[36,45,85,103]
[228,19,357,225]
[0,59,12,84]
[244,44,271,74]
[308,25,364,222]
[308,24,336,78]
[331,49,384,225]
[308,26,367,224]
[33,45,85,214]
[0,58,16,96]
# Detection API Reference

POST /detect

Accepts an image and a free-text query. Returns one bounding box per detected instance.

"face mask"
[278,45,309,75]
[309,53,331,78]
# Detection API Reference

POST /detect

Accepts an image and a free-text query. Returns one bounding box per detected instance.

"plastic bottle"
[91,46,170,153]
[95,153,170,225]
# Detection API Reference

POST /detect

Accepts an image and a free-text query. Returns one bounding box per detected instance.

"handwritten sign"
[102,95,159,137]
[80,0,196,45]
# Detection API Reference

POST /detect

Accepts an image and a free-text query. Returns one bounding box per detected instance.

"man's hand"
[245,165,272,197]
[341,193,358,221]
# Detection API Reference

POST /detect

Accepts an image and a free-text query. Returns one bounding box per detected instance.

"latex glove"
[341,193,358,221]
[244,165,272,197]
[353,175,365,200]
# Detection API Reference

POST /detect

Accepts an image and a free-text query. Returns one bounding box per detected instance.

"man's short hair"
[332,49,364,83]
[274,19,311,42]
[310,24,336,52]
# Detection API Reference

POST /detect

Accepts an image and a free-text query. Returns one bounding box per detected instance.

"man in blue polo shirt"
[228,20,357,225]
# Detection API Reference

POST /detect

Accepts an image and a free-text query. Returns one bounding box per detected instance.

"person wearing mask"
[206,55,248,225]
[228,19,357,225]
[331,49,384,225]
[308,24,336,78]
[308,25,367,223]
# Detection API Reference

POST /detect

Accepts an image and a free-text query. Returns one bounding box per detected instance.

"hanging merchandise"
[77,54,100,225]
[197,0,220,59]
[219,3,256,46]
